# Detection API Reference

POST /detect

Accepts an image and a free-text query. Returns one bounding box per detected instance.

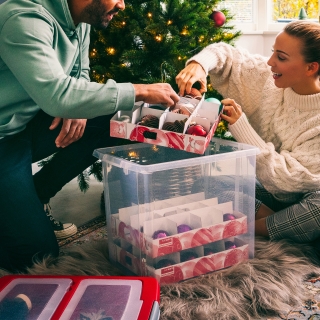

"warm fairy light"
[122,21,126,25]
[128,151,138,158]
[167,20,172,25]
[106,47,115,55]
[155,35,162,41]
[178,56,182,60]
[121,61,131,68]
[90,48,97,58]
[181,29,188,35]
[147,12,152,18]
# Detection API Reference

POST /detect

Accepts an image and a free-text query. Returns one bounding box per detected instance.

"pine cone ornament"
[174,119,187,133]
[163,118,187,133]
[162,121,176,132]
[139,114,159,128]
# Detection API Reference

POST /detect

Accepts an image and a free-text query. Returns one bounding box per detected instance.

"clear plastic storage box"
[94,138,259,284]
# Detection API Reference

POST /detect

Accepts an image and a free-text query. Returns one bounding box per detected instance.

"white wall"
[234,32,278,57]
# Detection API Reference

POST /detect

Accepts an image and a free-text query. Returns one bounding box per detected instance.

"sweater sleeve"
[229,113,320,199]
[0,12,134,119]
[187,42,271,119]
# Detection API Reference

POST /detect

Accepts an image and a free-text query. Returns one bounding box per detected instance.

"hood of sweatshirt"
[30,0,83,77]
[37,0,75,32]
[0,0,83,75]
[1,0,76,34]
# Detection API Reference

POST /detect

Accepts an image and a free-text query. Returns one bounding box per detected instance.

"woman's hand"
[220,98,243,125]
[175,62,207,96]
[49,117,87,148]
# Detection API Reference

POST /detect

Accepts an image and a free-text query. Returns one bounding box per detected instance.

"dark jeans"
[0,110,126,272]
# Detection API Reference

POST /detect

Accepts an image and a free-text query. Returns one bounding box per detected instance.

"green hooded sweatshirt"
[0,0,135,138]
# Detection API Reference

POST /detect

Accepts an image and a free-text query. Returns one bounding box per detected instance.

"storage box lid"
[60,279,145,320]
[0,278,72,320]
[93,138,260,174]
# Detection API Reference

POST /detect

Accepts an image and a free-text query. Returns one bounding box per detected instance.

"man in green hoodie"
[0,0,180,271]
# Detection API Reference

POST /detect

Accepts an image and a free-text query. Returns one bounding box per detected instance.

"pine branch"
[77,170,90,193]
[88,161,103,182]
[37,154,56,167]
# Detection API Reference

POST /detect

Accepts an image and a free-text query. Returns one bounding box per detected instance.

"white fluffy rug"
[1,237,319,320]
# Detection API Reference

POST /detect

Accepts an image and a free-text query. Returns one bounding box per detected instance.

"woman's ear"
[307,62,320,76]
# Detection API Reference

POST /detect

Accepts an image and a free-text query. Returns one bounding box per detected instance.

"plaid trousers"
[255,181,320,243]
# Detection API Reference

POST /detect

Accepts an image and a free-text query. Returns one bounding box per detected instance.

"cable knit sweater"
[189,42,320,202]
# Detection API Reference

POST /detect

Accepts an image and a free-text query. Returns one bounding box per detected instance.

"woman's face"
[267,31,312,94]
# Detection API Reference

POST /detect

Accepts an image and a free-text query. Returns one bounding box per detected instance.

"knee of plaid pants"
[266,191,320,243]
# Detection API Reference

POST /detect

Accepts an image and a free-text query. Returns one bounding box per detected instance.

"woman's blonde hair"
[284,20,320,75]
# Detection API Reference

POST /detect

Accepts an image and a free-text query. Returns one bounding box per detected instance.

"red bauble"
[186,124,207,137]
[210,10,226,27]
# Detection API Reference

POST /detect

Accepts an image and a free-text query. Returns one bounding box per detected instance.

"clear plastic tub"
[94,138,259,284]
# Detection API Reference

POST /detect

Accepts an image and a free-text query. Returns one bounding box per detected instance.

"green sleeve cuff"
[115,83,136,112]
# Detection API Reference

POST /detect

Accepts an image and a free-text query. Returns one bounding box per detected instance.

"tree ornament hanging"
[210,10,226,27]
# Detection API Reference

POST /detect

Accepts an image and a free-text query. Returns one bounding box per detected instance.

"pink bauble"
[152,229,169,239]
[225,240,237,250]
[223,213,236,221]
[210,10,226,28]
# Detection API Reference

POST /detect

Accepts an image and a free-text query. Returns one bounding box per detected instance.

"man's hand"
[175,61,207,96]
[49,117,87,148]
[133,83,180,108]
[220,98,242,125]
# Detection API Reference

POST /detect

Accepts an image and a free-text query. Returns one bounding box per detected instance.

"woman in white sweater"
[176,20,320,244]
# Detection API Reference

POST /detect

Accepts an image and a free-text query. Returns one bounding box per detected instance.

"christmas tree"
[40,0,241,192]
[90,0,240,94]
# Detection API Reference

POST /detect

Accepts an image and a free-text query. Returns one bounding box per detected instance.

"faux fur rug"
[1,237,320,320]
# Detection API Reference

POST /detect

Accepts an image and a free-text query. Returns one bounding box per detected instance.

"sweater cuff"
[228,113,267,150]
[186,50,218,75]
[115,83,136,112]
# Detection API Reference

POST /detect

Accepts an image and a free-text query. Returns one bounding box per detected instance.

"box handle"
[143,131,157,140]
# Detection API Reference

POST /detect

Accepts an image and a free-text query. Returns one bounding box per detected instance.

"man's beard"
[81,0,118,29]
